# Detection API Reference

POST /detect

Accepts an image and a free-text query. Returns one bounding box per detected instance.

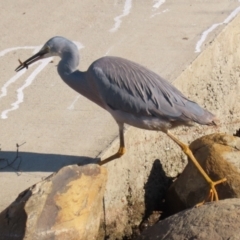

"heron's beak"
[15,47,49,72]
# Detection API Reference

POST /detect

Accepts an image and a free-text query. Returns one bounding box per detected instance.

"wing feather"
[88,56,214,124]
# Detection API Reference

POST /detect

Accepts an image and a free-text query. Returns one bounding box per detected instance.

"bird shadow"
[140,159,175,229]
[0,149,98,173]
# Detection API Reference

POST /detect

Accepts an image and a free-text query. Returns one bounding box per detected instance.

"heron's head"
[15,36,76,72]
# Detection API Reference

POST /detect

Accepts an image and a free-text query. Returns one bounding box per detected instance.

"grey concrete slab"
[0,0,240,211]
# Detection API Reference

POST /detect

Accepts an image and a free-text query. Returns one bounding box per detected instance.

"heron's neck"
[57,53,88,96]
[56,50,104,109]
[57,50,80,76]
[58,52,101,106]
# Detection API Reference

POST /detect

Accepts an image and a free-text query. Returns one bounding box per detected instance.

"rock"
[138,198,240,240]
[167,133,240,214]
[0,164,107,240]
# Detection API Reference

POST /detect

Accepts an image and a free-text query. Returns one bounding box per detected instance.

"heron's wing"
[89,56,213,123]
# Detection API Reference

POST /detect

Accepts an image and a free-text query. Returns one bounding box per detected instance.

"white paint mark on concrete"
[0,46,41,57]
[105,46,114,56]
[73,41,85,50]
[150,8,169,18]
[195,23,222,53]
[223,5,240,23]
[162,9,169,13]
[104,37,126,56]
[0,41,84,119]
[109,0,132,33]
[195,5,240,53]
[0,70,26,99]
[153,0,166,9]
[1,59,52,119]
[68,95,80,110]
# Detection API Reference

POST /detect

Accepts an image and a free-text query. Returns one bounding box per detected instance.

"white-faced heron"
[15,36,226,202]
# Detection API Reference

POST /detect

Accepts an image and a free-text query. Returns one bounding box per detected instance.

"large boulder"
[0,164,107,240]
[138,198,240,240]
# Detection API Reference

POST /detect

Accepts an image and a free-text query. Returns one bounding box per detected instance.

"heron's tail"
[205,114,219,126]
[181,100,218,126]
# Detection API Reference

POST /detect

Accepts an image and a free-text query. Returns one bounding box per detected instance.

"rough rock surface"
[0,164,107,240]
[138,198,240,240]
[167,133,240,214]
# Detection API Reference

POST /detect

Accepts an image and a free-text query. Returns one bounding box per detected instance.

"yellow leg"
[99,146,126,166]
[166,131,227,202]
[99,124,125,166]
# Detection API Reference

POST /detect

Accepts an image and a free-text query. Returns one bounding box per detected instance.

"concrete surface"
[0,0,240,212]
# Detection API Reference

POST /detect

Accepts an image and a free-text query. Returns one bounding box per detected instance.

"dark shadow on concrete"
[0,150,99,173]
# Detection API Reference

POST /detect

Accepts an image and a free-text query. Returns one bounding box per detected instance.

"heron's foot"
[195,177,227,207]
[99,147,126,166]
[207,177,227,201]
[178,143,227,203]
[166,131,227,204]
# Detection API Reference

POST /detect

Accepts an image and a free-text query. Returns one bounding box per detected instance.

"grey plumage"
[23,36,215,132]
[89,56,215,127]
[15,36,226,201]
